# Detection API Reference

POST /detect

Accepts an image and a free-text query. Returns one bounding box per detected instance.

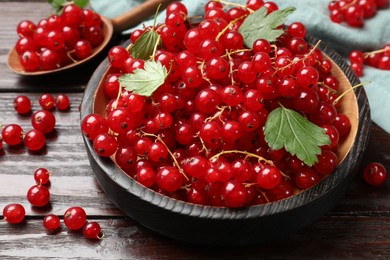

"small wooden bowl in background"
[80,36,371,246]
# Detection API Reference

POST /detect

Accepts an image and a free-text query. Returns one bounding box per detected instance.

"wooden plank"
[1,217,390,259]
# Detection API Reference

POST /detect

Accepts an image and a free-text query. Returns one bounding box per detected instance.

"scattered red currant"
[55,94,70,111]
[43,214,61,232]
[13,95,32,114]
[2,203,25,224]
[27,184,50,207]
[64,206,87,230]
[34,168,51,185]
[363,162,387,186]
[83,221,103,239]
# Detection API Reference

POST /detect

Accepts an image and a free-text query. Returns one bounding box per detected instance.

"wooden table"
[1,1,390,259]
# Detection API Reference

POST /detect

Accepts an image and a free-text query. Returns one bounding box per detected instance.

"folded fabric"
[90,0,390,133]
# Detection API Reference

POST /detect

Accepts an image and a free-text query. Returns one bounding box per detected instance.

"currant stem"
[66,50,78,63]
[215,14,248,41]
[141,132,189,181]
[221,49,252,58]
[205,106,228,122]
[215,0,254,12]
[226,51,236,85]
[97,232,105,240]
[333,81,370,105]
[210,150,276,166]
[363,48,388,59]
[151,35,161,60]
[318,82,337,94]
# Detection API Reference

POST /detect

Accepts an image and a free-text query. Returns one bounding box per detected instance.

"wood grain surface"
[1,1,390,259]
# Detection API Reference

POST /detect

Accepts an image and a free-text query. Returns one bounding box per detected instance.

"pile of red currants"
[328,0,389,27]
[82,0,356,208]
[14,4,103,72]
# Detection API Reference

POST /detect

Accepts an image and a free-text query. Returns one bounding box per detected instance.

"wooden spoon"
[7,0,176,76]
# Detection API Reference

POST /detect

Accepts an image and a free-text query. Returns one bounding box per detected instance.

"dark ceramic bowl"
[80,37,371,246]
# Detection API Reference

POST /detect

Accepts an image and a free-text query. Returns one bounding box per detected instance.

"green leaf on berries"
[130,30,161,60]
[239,6,296,47]
[73,0,89,8]
[118,60,168,96]
[264,106,331,167]
[48,0,88,14]
[48,0,66,13]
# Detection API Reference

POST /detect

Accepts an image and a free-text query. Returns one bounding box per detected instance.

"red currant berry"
[13,95,32,114]
[363,162,387,186]
[24,129,46,151]
[27,184,50,207]
[83,221,103,239]
[31,110,56,133]
[64,206,87,230]
[1,124,23,146]
[43,214,61,232]
[55,94,70,111]
[81,114,109,140]
[39,94,56,110]
[34,168,51,185]
[3,203,25,224]
[93,133,118,157]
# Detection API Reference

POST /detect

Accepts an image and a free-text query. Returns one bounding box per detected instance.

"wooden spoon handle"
[110,0,176,33]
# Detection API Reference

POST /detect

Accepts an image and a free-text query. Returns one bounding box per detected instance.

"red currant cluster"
[1,94,69,151]
[14,4,103,72]
[328,0,389,27]
[349,44,390,76]
[81,0,356,208]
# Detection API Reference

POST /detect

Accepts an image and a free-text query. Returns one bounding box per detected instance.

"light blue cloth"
[90,0,390,133]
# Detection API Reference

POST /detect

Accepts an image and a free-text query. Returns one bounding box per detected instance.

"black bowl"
[80,37,371,246]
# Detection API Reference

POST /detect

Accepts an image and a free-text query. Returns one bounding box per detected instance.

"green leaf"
[118,61,168,97]
[130,30,160,60]
[48,0,66,14]
[264,106,331,167]
[238,6,296,47]
[74,0,89,8]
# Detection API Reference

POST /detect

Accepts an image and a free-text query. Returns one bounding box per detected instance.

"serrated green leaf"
[238,6,296,47]
[130,30,160,60]
[74,0,89,8]
[264,106,331,167]
[118,61,168,97]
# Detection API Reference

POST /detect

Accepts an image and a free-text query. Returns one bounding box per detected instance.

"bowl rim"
[81,35,370,220]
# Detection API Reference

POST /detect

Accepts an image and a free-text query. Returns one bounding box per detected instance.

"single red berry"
[83,221,103,239]
[34,168,51,185]
[24,129,46,151]
[43,214,61,232]
[2,124,23,146]
[27,184,50,207]
[64,206,87,230]
[31,110,56,133]
[3,203,25,224]
[81,113,109,140]
[39,94,56,110]
[55,94,70,111]
[363,162,387,186]
[13,95,32,114]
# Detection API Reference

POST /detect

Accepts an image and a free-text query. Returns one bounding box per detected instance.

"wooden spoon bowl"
[80,36,371,246]
[7,0,175,76]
